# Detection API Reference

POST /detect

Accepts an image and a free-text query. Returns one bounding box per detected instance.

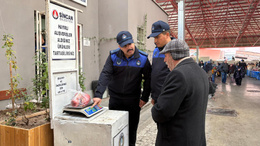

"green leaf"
[41,90,46,95]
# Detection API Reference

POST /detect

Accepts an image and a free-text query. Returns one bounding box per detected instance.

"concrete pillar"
[178,0,185,41]
[196,46,199,63]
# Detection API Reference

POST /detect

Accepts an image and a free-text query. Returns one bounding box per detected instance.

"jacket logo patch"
[136,60,141,66]
[154,51,157,57]
[116,58,122,65]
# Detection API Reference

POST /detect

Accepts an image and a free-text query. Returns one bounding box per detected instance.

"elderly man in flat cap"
[151,39,209,146]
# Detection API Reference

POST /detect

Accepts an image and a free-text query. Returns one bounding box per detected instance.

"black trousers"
[235,78,242,85]
[109,97,141,146]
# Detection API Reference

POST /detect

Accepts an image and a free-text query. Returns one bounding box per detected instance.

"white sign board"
[48,2,79,128]
[71,0,87,6]
[55,76,67,94]
[49,3,76,60]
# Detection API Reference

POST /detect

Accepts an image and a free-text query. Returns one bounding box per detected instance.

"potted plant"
[0,34,53,146]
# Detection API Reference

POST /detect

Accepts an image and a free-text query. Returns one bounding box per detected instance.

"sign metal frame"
[46,0,82,128]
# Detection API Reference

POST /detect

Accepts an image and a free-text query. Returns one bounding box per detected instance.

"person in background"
[35,33,46,53]
[199,60,204,68]
[239,59,247,78]
[203,61,208,73]
[216,62,221,77]
[228,63,236,77]
[206,60,213,78]
[152,39,209,146]
[147,20,174,105]
[234,63,243,86]
[219,60,229,84]
[209,61,218,99]
[212,61,217,83]
[92,31,151,146]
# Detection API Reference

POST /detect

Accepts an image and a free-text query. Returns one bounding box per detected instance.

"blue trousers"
[212,73,216,83]
[221,72,227,83]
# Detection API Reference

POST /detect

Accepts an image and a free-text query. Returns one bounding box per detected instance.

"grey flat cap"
[160,39,190,60]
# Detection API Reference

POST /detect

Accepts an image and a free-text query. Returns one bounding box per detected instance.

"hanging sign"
[71,0,87,6]
[49,3,76,60]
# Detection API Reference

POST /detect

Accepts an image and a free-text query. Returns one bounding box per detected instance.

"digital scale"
[63,103,104,117]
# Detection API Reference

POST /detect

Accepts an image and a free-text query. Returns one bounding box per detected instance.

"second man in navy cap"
[147,20,174,105]
[92,31,151,146]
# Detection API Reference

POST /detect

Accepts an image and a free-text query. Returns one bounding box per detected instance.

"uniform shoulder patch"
[154,47,160,53]
[110,48,120,54]
[138,49,148,56]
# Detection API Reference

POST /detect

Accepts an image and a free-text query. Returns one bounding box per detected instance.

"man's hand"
[91,97,102,108]
[151,99,155,105]
[139,100,147,108]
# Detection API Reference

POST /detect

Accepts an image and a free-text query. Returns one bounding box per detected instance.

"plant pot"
[0,123,53,146]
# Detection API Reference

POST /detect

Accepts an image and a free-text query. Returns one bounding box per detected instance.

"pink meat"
[71,92,91,107]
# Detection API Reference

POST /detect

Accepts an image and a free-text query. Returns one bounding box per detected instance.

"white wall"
[0,0,46,91]
[0,0,100,93]
[128,0,168,53]
[0,0,168,97]
[97,0,168,70]
[98,0,128,71]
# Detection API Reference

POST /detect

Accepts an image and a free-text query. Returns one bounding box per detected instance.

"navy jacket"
[94,47,151,102]
[151,47,170,101]
[152,58,209,146]
[220,62,229,73]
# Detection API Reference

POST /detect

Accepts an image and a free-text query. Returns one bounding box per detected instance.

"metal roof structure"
[155,0,260,48]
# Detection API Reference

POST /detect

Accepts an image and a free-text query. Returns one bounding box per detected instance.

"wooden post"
[9,61,14,110]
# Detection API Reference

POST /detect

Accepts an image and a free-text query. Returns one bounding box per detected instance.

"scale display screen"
[63,104,104,117]
[84,105,103,116]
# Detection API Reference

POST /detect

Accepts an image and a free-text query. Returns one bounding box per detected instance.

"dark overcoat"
[152,58,209,146]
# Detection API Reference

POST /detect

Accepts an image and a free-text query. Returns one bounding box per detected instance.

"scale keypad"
[84,105,103,116]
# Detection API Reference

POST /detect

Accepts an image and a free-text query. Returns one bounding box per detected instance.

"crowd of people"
[198,59,250,86]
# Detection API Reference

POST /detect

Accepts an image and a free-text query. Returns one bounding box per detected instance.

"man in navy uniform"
[147,20,173,105]
[92,31,151,146]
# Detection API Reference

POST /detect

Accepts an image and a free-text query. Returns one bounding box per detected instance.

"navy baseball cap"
[147,20,170,39]
[116,31,134,47]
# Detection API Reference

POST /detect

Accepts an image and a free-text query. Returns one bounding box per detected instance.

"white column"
[178,0,185,41]
[196,46,199,63]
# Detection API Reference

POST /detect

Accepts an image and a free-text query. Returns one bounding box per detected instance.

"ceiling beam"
[155,0,260,48]
[253,37,260,46]
[162,1,250,13]
[199,0,216,47]
[233,0,260,47]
